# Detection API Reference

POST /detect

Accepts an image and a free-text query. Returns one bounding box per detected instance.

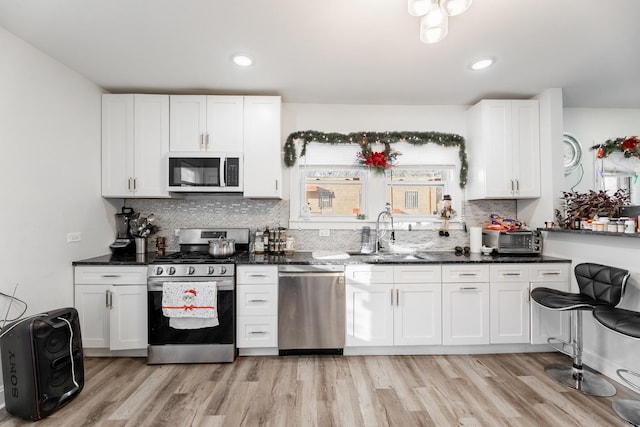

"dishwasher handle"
[278,272,345,279]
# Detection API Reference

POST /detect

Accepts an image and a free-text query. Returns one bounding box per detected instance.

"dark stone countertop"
[73,251,570,266]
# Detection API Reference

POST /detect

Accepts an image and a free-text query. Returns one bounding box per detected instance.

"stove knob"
[187,266,196,275]
[219,266,227,275]
[208,266,216,275]
[168,267,176,275]
[156,267,164,275]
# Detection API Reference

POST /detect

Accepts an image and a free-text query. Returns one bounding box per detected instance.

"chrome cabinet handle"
[459,273,478,277]
[515,179,520,192]
[101,274,121,278]
[396,289,400,306]
[460,287,478,291]
[248,274,269,278]
[504,272,522,277]
[542,272,561,276]
[200,133,204,149]
[249,331,267,335]
[248,299,268,303]
[106,290,113,308]
[205,133,210,149]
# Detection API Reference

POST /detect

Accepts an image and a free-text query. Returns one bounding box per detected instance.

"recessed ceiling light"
[232,54,253,67]
[470,57,495,70]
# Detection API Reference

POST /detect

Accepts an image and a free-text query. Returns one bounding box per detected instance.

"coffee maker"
[109,207,135,253]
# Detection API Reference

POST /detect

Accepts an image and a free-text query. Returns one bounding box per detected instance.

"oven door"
[147,277,235,346]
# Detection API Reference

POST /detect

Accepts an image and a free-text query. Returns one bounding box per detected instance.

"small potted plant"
[557,189,630,228]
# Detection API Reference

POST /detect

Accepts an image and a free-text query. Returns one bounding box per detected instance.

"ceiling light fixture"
[232,54,253,67]
[470,57,495,70]
[408,0,472,44]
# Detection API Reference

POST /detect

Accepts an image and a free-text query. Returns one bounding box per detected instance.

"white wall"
[0,27,112,318]
[563,108,640,193]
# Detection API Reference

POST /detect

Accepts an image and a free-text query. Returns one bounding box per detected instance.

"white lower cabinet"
[236,266,278,348]
[490,264,531,344]
[74,266,148,350]
[442,265,490,345]
[530,264,571,344]
[345,265,442,347]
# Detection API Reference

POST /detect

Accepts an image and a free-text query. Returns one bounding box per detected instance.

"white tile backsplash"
[126,198,516,253]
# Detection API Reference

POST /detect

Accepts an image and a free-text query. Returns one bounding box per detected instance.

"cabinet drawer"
[490,264,529,282]
[74,266,147,285]
[237,284,277,316]
[236,316,277,348]
[394,265,441,283]
[237,266,278,284]
[442,265,489,283]
[529,264,570,282]
[345,265,394,285]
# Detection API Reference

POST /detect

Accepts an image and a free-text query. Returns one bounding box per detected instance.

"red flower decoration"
[365,151,390,169]
[597,147,604,158]
[622,136,639,151]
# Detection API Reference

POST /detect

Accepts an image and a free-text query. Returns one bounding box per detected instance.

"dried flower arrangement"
[557,189,630,228]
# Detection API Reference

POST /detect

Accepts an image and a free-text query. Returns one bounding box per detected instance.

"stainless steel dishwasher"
[278,264,345,355]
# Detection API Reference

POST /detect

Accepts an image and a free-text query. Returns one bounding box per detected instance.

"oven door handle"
[147,279,234,292]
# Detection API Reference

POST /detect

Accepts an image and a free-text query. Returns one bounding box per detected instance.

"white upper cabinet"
[466,99,540,199]
[242,96,282,198]
[169,95,244,152]
[101,94,169,198]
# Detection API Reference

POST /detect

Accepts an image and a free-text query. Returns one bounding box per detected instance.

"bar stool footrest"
[547,336,575,358]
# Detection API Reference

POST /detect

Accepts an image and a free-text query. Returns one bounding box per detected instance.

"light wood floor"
[0,352,637,426]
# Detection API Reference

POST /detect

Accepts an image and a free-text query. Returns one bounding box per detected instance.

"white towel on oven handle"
[162,282,219,329]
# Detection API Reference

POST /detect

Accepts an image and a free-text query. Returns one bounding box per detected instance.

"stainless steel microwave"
[168,152,243,193]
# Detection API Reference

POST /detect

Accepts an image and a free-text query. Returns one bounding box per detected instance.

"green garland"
[284,130,468,188]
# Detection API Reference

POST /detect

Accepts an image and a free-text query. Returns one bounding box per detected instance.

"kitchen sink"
[347,252,438,263]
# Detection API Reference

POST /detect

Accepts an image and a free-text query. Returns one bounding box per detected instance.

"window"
[386,168,451,217]
[300,168,365,217]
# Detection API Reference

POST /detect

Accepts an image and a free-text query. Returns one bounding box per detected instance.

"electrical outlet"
[67,232,82,243]
[319,229,330,237]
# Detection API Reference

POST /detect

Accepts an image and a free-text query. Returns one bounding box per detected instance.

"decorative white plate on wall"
[563,133,583,175]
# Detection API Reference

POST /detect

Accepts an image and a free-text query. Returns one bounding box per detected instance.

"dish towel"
[161,282,219,329]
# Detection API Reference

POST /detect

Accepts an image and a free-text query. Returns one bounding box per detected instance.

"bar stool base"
[545,364,617,397]
[613,400,640,426]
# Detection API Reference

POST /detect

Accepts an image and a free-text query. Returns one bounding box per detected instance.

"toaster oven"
[482,230,542,254]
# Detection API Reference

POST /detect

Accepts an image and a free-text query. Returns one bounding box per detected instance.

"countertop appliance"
[482,229,542,254]
[278,264,345,355]
[168,152,242,193]
[146,227,249,364]
[109,207,135,253]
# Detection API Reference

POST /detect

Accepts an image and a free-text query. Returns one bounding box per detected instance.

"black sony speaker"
[0,307,84,421]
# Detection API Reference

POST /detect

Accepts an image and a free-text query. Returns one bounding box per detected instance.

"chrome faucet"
[375,202,395,254]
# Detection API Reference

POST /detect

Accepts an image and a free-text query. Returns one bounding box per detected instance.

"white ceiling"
[1,0,639,108]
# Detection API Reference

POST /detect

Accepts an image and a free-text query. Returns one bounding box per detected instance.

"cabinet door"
[442,282,490,345]
[102,94,134,197]
[482,100,514,198]
[206,96,244,152]
[394,283,442,346]
[74,284,110,348]
[490,282,530,344]
[345,284,394,347]
[133,94,170,197]
[243,96,282,198]
[169,95,207,151]
[511,100,540,197]
[109,285,148,351]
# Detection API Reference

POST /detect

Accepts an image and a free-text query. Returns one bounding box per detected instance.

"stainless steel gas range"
[146,228,249,364]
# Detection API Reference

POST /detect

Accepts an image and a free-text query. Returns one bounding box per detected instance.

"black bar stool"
[531,262,630,396]
[593,305,640,426]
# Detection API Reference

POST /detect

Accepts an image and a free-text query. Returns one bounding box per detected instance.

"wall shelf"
[538,228,640,238]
